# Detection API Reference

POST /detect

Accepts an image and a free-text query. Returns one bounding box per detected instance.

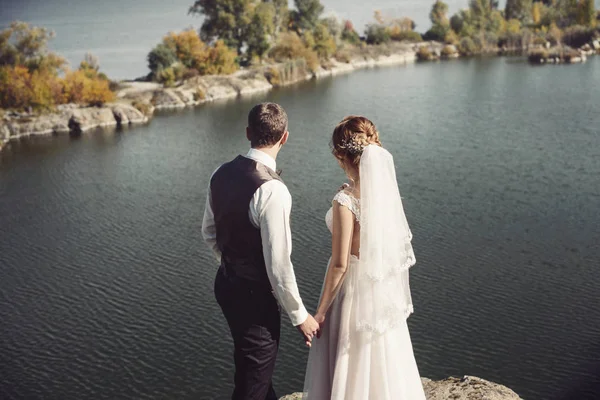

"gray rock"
[280,376,522,400]
[68,107,117,133]
[111,104,148,126]
[151,89,186,109]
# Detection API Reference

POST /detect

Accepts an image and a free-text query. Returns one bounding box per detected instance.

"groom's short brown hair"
[247,103,288,148]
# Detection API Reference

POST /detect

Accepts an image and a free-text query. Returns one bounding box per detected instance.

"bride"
[303,116,426,400]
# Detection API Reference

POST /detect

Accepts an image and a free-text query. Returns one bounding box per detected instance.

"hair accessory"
[339,138,365,155]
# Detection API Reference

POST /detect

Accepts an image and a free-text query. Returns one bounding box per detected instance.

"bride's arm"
[315,201,354,326]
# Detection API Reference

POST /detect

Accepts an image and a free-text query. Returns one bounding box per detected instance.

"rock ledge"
[279,376,522,400]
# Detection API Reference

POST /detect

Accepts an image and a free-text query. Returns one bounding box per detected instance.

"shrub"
[458,37,477,55]
[269,32,320,72]
[416,46,433,61]
[193,88,206,101]
[391,30,423,42]
[62,69,115,106]
[444,29,459,45]
[264,67,281,86]
[182,68,200,81]
[441,45,457,57]
[152,31,238,79]
[365,24,390,45]
[334,48,353,63]
[156,67,176,87]
[270,32,308,61]
[202,40,238,75]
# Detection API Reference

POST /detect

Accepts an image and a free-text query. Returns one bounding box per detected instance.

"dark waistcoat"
[210,155,283,288]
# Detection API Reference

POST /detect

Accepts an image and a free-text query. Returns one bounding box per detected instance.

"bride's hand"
[314,313,325,338]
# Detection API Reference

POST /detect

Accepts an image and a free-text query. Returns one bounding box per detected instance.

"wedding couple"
[202,103,426,400]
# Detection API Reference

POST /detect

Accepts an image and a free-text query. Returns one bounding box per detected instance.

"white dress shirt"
[202,149,309,326]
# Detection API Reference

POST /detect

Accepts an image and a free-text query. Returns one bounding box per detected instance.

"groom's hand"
[296,314,320,347]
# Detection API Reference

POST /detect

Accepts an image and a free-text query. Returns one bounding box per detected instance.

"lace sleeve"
[332,191,360,221]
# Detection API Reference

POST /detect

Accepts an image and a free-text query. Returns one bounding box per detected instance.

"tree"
[578,0,596,27]
[365,24,390,44]
[341,20,361,44]
[246,2,276,60]
[505,0,533,24]
[468,0,501,32]
[268,0,289,38]
[189,0,253,54]
[312,21,336,58]
[532,2,543,24]
[0,21,66,72]
[148,43,177,75]
[290,0,324,32]
[450,13,465,33]
[426,1,450,41]
[430,1,450,26]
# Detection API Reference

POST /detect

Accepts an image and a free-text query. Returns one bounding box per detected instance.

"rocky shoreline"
[280,376,523,400]
[0,43,418,152]
[2,38,599,153]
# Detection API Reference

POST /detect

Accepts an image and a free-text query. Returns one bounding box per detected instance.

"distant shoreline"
[1,40,598,154]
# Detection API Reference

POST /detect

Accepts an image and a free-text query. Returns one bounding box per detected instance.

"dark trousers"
[215,267,281,400]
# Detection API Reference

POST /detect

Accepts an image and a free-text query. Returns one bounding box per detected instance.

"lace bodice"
[325,190,360,233]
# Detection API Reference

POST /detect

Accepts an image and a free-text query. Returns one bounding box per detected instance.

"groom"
[202,102,320,400]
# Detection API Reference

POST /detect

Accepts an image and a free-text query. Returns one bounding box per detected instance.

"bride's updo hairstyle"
[331,116,382,166]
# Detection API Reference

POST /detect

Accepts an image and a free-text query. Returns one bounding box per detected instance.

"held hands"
[314,313,325,339]
[297,314,320,347]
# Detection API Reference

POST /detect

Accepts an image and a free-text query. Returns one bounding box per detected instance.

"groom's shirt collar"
[245,148,276,172]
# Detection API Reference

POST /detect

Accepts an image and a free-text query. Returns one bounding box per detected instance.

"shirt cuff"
[289,305,309,327]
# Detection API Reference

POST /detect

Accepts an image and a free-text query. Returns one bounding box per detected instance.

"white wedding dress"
[302,188,426,399]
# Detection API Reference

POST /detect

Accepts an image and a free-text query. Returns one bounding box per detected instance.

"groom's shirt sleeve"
[251,180,309,327]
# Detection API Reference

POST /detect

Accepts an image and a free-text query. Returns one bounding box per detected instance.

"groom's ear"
[280,130,289,146]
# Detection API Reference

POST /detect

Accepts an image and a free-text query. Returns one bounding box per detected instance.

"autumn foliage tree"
[0,22,114,110]
[147,29,238,84]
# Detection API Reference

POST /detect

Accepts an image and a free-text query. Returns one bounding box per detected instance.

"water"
[1,56,600,399]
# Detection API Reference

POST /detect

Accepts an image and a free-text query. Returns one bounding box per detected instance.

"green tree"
[468,0,501,32]
[147,43,177,76]
[246,2,276,60]
[341,20,361,44]
[290,0,324,32]
[365,24,390,44]
[312,21,336,58]
[579,0,596,27]
[505,0,533,24]
[425,1,450,41]
[268,0,289,38]
[430,1,450,26]
[450,13,465,33]
[189,0,253,54]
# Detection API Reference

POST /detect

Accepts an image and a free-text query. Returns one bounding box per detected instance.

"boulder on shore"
[279,376,522,400]
[1,103,150,143]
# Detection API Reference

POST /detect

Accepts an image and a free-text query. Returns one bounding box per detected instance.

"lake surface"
[1,56,600,400]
